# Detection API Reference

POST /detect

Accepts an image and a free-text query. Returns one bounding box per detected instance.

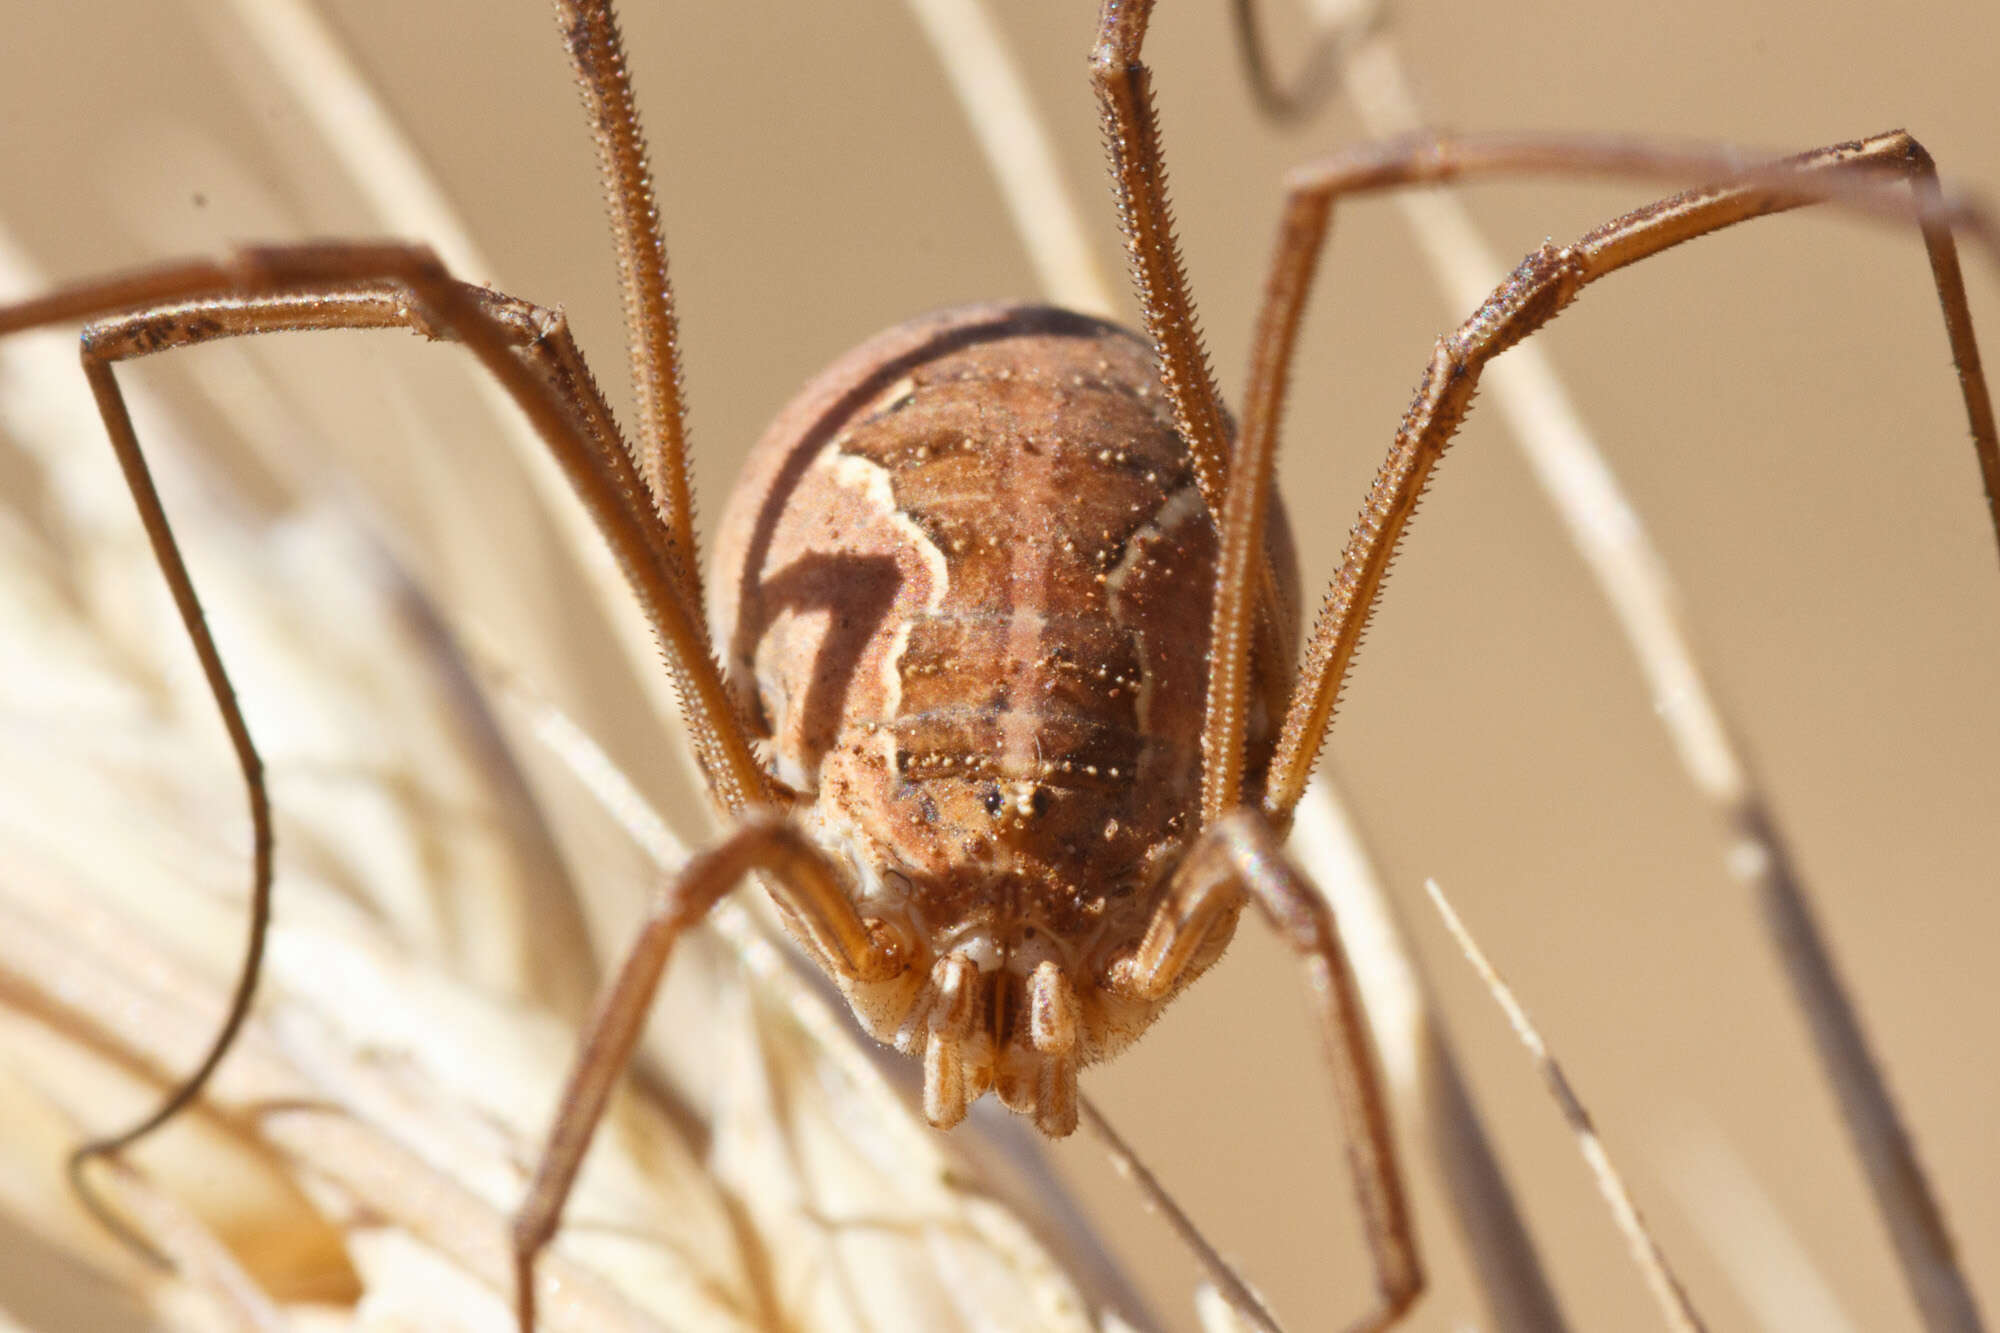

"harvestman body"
[710,305,1299,1134]
[4,0,1997,1329]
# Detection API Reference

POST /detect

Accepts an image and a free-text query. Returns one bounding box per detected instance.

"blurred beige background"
[1,1,1996,1329]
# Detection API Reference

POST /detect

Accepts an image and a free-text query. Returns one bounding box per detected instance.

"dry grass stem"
[1662,1118,1859,1333]
[1290,787,1568,1332]
[1079,1098,1281,1333]
[1423,880,1706,1333]
[899,0,1119,318]
[1334,28,1985,1332]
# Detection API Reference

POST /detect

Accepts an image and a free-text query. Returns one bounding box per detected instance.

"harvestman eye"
[4,0,1995,1329]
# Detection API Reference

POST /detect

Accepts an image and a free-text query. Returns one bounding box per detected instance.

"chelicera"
[5,0,1996,1329]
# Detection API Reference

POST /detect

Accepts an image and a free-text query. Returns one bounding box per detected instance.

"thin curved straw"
[1426,879,1708,1333]
[899,0,1119,318]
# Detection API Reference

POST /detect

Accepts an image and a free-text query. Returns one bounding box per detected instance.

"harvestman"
[4,0,1996,1328]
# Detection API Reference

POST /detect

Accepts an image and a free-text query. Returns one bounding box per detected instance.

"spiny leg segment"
[1094,1,1427,1325]
[1179,121,1997,1332]
[1093,0,1297,756]
[1231,129,1999,819]
[553,0,699,586]
[1195,125,1999,1333]
[1118,13,2000,1323]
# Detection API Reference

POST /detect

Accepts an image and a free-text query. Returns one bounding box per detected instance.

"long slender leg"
[552,0,700,606]
[510,811,903,1333]
[1199,130,1998,1332]
[1090,0,1231,527]
[103,243,766,814]
[1217,130,2000,819]
[40,258,770,810]
[1199,179,1334,825]
[64,286,495,1260]
[58,308,276,1266]
[1092,0,1295,740]
[0,245,778,1252]
[1110,811,1420,1332]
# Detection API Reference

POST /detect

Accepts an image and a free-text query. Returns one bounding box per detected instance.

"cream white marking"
[820,441,950,736]
[1102,482,1203,736]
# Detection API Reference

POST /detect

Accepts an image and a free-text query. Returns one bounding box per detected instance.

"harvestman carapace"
[3,0,1996,1328]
